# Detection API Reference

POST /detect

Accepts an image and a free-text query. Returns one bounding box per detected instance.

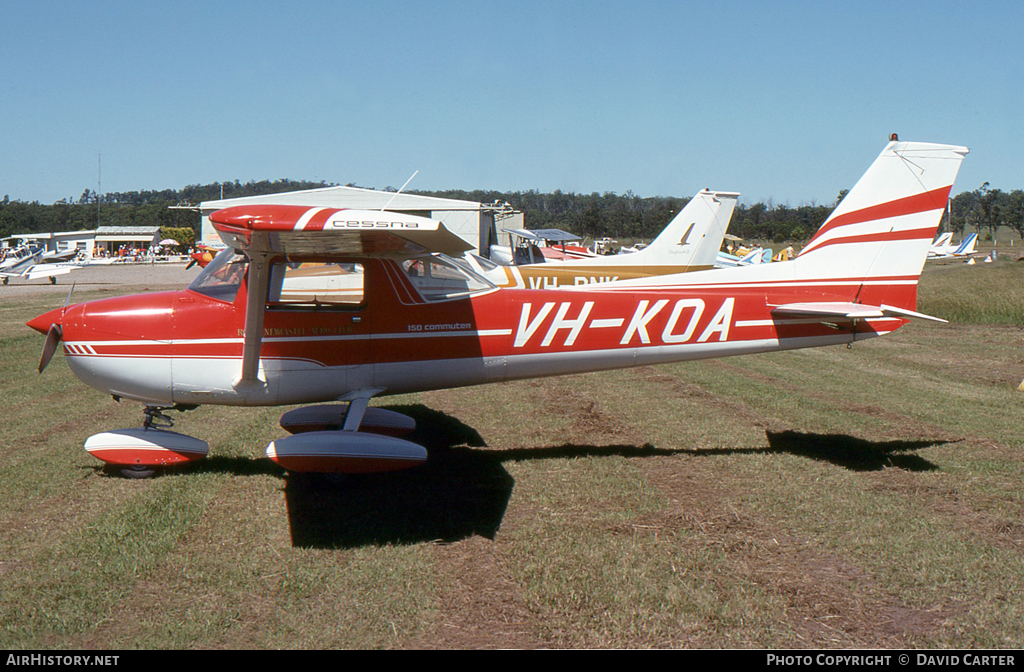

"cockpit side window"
[266,261,365,310]
[187,249,247,301]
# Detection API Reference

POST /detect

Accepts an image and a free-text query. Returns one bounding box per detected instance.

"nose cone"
[27,306,65,335]
[37,292,177,405]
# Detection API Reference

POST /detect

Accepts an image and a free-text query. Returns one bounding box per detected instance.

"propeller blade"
[39,324,62,373]
[63,282,76,311]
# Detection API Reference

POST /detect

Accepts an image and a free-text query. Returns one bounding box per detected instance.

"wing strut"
[238,239,272,386]
[338,387,387,431]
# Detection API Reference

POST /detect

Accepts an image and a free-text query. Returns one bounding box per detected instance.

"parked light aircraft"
[927,232,953,257]
[27,139,966,478]
[186,243,228,269]
[715,246,772,268]
[1,246,78,285]
[489,229,596,264]
[0,247,33,269]
[41,249,81,264]
[476,189,739,289]
[927,232,978,259]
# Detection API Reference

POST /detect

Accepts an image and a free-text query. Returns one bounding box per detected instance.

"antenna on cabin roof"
[381,170,419,211]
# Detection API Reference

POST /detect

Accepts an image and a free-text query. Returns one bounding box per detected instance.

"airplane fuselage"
[38,256,903,408]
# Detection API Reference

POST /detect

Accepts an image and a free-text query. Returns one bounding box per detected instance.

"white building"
[198,185,522,256]
[2,230,98,257]
[2,227,163,259]
[93,226,161,256]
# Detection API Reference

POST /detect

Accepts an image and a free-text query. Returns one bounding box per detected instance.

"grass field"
[1,260,1022,649]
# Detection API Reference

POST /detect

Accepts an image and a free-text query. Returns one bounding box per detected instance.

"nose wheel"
[85,404,206,479]
[120,465,156,479]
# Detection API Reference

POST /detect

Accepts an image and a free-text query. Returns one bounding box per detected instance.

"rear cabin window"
[267,261,365,309]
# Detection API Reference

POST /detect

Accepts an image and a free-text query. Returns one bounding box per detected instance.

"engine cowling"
[266,430,427,474]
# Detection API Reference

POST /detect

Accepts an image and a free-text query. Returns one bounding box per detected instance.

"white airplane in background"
[927,232,978,259]
[0,245,37,269]
[475,189,739,289]
[715,247,773,268]
[0,246,79,285]
[927,232,953,257]
[489,229,596,265]
[41,249,81,264]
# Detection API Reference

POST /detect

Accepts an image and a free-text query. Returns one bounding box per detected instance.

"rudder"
[794,140,968,310]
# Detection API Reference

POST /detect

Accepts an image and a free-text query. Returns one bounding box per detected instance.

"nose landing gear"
[84,404,207,479]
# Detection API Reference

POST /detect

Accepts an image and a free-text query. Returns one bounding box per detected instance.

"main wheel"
[120,465,156,479]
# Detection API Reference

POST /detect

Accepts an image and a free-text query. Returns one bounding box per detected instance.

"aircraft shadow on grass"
[95,407,947,549]
[694,430,948,473]
[282,427,946,549]
[280,405,688,550]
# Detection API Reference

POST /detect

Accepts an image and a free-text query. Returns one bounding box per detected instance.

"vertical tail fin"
[928,231,953,256]
[794,140,968,310]
[953,232,978,256]
[633,189,739,268]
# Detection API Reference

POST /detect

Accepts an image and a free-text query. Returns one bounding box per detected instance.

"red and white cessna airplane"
[27,138,967,478]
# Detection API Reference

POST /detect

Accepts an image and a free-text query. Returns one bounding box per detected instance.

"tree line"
[950,183,1024,242]
[2,180,1021,245]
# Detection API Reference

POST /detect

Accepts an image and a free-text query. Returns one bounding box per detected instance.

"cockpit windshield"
[188,248,247,301]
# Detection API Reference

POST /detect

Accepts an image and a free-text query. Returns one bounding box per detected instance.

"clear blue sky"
[2,0,1021,206]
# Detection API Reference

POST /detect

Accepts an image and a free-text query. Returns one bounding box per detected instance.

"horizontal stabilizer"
[877,303,948,323]
[771,302,947,323]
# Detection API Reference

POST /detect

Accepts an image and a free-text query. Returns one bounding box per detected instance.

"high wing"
[208,206,473,394]
[494,228,593,263]
[503,228,582,244]
[210,205,473,258]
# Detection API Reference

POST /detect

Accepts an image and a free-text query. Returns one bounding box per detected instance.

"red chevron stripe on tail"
[791,140,968,312]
